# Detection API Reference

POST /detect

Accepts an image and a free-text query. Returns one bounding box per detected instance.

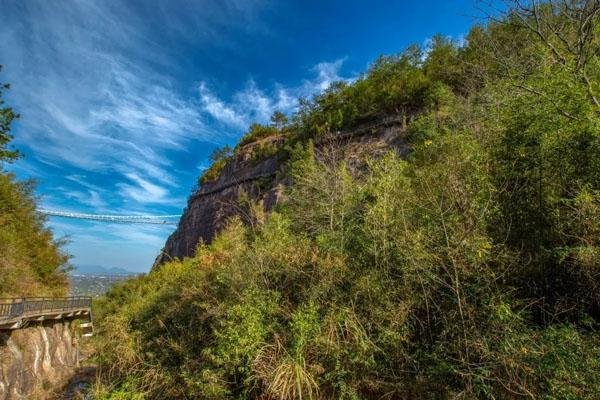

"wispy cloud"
[118,173,180,205]
[0,0,270,269]
[63,189,107,209]
[15,57,207,191]
[198,58,352,129]
[0,0,268,208]
[199,82,247,129]
[310,58,349,91]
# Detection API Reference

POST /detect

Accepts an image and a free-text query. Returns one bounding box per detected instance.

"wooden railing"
[0,297,92,321]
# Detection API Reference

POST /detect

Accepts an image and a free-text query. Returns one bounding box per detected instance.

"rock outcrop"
[154,135,286,266]
[154,115,408,267]
[0,321,80,400]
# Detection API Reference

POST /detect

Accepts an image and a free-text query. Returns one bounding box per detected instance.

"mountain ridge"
[70,264,138,276]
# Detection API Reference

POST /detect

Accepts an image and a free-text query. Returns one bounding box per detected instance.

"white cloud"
[63,189,107,209]
[0,1,350,271]
[118,173,171,204]
[20,58,208,186]
[199,82,247,129]
[233,81,274,123]
[311,58,348,91]
[198,58,352,130]
[1,0,349,203]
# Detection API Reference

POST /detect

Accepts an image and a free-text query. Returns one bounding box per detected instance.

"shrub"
[238,123,280,147]
[199,146,233,185]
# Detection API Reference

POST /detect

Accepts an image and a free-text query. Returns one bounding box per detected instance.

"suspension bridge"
[39,209,181,225]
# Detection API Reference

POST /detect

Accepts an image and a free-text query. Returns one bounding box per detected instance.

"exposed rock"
[153,135,286,267]
[0,321,80,400]
[154,116,408,268]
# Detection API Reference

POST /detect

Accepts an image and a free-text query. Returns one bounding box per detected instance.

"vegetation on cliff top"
[199,113,290,186]
[0,66,69,297]
[96,2,600,398]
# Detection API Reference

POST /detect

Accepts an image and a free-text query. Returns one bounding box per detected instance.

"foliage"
[95,2,600,399]
[271,111,289,130]
[237,113,289,165]
[238,123,280,148]
[0,65,20,163]
[248,139,281,165]
[0,173,70,296]
[199,146,234,185]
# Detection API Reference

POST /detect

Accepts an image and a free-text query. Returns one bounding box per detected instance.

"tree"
[199,145,234,184]
[270,111,288,130]
[0,65,20,163]
[512,0,600,109]
[210,145,233,164]
[480,0,600,112]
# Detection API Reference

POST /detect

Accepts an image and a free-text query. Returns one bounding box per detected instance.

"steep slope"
[154,135,285,266]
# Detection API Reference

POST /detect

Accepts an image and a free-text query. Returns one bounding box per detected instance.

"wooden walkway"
[0,297,93,336]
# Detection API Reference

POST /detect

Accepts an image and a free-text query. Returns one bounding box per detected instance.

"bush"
[95,130,600,398]
[199,146,233,185]
[238,123,280,147]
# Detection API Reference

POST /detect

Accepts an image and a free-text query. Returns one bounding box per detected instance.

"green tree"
[0,65,20,163]
[270,111,288,130]
[199,145,233,184]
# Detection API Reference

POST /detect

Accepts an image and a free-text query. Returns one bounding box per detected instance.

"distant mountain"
[71,264,137,276]
[70,275,134,296]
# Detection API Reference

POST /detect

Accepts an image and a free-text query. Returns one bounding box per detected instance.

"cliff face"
[155,116,408,267]
[154,135,286,266]
[0,320,80,400]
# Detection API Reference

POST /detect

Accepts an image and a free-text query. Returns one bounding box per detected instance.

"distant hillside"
[70,265,140,297]
[70,275,137,297]
[71,264,137,276]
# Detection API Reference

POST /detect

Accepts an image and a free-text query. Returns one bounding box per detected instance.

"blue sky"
[0,0,481,272]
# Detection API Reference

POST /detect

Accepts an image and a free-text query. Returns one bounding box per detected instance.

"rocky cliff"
[154,134,286,266]
[0,321,80,400]
[155,115,408,267]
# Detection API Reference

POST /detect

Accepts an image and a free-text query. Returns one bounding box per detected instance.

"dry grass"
[253,342,319,400]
